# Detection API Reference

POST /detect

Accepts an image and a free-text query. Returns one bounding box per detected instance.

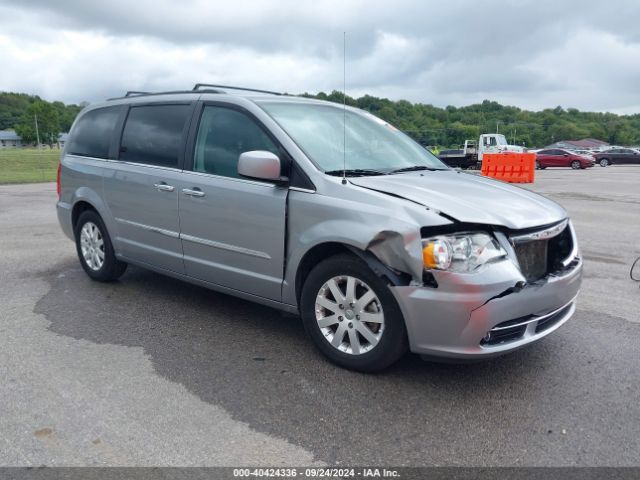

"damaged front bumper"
[390,255,582,359]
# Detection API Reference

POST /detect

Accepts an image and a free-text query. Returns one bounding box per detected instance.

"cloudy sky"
[1,0,639,113]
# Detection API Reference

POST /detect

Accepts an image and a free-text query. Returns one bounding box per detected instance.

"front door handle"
[154,182,175,192]
[182,188,205,198]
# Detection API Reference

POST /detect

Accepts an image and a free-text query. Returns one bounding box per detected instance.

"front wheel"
[571,160,581,169]
[75,210,127,282]
[599,158,610,167]
[300,254,408,372]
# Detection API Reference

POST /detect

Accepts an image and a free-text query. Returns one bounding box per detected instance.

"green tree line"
[303,91,640,148]
[2,90,640,148]
[0,92,83,146]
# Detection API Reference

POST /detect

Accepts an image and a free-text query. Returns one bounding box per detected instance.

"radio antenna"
[341,31,347,185]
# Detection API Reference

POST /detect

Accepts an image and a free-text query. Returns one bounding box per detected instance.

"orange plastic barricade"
[481,152,536,183]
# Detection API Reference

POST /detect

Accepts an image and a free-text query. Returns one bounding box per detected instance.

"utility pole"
[34,113,41,148]
[496,121,499,134]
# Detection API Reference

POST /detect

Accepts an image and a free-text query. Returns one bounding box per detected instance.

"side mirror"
[238,151,285,182]
[563,153,569,157]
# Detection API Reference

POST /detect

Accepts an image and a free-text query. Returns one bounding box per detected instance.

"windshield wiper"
[324,169,387,177]
[388,165,447,174]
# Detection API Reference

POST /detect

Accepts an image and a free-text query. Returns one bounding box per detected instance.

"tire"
[300,253,408,372]
[599,158,609,167]
[535,160,541,170]
[74,210,127,282]
[571,160,581,170]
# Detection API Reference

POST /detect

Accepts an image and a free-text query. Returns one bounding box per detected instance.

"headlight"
[422,232,506,273]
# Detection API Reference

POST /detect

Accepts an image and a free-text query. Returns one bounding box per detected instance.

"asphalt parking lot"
[0,166,639,467]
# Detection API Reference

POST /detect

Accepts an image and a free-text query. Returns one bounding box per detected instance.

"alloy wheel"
[79,221,105,271]
[315,275,385,355]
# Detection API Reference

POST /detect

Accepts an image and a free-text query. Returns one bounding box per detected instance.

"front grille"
[512,222,574,283]
[535,303,572,333]
[480,324,527,346]
[546,224,574,272]
[513,240,548,282]
[481,301,574,348]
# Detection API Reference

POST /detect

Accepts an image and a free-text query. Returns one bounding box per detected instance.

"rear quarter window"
[119,104,191,168]
[67,106,122,159]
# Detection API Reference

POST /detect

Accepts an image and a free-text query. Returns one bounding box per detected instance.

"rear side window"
[67,106,121,159]
[120,104,191,168]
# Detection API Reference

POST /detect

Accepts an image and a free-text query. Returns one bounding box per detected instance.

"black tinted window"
[67,106,121,159]
[120,104,191,168]
[193,106,278,178]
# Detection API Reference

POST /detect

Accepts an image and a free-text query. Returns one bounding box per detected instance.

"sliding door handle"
[154,182,175,192]
[182,188,205,198]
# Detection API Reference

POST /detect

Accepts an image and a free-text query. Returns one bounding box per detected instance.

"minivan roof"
[108,83,284,100]
[103,84,335,109]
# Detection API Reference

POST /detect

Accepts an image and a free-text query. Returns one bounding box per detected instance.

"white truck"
[438,133,524,169]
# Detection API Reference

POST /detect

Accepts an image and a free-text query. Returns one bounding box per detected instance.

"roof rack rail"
[107,85,280,102]
[107,88,226,101]
[193,83,282,96]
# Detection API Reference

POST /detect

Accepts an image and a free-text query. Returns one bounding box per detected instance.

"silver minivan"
[57,84,582,371]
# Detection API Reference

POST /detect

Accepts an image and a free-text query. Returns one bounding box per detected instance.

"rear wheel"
[300,254,408,372]
[535,160,541,170]
[571,160,581,169]
[599,158,610,167]
[75,210,127,282]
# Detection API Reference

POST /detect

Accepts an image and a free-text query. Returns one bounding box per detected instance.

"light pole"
[34,113,41,148]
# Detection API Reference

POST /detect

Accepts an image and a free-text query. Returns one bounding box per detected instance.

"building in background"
[0,130,68,148]
[544,138,609,151]
[0,130,23,148]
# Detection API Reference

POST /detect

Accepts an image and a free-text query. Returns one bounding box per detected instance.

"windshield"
[495,134,508,146]
[259,102,448,173]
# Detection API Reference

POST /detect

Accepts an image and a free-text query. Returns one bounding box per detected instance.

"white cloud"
[1,0,639,112]
[521,29,640,111]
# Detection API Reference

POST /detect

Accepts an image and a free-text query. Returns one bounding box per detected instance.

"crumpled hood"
[350,170,567,230]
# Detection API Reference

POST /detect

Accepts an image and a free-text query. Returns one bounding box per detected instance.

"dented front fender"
[283,184,451,306]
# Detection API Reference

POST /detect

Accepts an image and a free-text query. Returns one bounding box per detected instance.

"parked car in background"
[535,149,595,170]
[593,148,640,167]
[573,149,596,159]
